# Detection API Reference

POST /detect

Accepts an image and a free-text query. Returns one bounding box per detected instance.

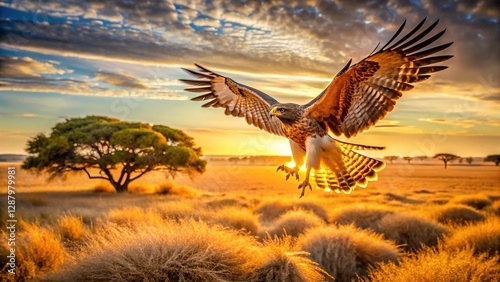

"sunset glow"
[1,1,499,157]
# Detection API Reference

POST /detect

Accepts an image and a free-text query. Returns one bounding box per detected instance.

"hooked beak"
[269,107,279,118]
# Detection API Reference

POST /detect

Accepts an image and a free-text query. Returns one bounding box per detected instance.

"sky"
[0,0,499,158]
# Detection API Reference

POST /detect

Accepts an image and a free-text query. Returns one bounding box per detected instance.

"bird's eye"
[279,108,286,113]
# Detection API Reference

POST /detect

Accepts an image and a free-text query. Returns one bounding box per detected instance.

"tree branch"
[82,168,109,180]
[130,166,152,181]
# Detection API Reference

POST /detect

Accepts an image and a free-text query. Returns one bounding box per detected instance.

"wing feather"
[304,19,453,137]
[181,65,285,137]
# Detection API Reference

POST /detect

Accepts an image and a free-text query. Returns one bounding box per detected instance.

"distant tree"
[433,153,460,169]
[384,156,399,164]
[402,156,413,164]
[484,155,500,166]
[465,157,473,165]
[459,158,464,164]
[415,156,428,162]
[22,116,206,192]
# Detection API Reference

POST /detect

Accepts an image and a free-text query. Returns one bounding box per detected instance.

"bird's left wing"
[181,64,285,136]
[304,18,453,138]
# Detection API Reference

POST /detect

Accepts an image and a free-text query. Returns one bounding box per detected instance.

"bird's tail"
[314,138,385,193]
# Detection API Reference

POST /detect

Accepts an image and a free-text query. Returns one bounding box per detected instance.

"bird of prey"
[181,18,453,197]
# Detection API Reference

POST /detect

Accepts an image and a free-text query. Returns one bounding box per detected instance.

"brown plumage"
[180,18,453,197]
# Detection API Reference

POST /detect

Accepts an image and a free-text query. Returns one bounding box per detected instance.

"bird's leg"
[276,164,300,181]
[298,166,313,198]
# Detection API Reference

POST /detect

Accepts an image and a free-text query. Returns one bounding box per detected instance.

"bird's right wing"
[181,64,285,137]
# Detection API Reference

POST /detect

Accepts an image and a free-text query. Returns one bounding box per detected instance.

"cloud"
[420,118,500,128]
[0,56,68,78]
[95,71,150,90]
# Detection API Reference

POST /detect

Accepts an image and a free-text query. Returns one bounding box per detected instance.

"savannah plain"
[1,160,499,281]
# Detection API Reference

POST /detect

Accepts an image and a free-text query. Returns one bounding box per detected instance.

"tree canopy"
[22,116,206,192]
[484,155,500,166]
[433,153,460,169]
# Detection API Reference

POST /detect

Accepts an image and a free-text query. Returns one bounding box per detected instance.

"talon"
[298,180,312,198]
[276,163,300,182]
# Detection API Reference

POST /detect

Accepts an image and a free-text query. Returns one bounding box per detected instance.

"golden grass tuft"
[153,200,196,220]
[434,204,486,225]
[155,181,199,197]
[378,213,448,252]
[445,218,500,256]
[491,200,500,215]
[58,214,84,241]
[297,225,401,281]
[329,205,395,232]
[49,220,265,281]
[266,209,325,237]
[450,194,492,210]
[92,182,115,193]
[104,206,164,226]
[127,183,155,194]
[250,236,330,282]
[201,206,260,235]
[0,221,65,281]
[255,199,293,223]
[367,246,500,282]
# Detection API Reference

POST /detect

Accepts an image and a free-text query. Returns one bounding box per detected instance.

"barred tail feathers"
[314,137,385,193]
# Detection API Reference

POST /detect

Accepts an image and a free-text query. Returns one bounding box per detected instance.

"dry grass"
[201,206,260,235]
[434,204,486,225]
[329,205,395,232]
[491,200,500,215]
[378,213,448,252]
[58,214,85,241]
[367,246,500,282]
[155,182,199,197]
[48,220,264,281]
[103,206,164,227]
[449,194,492,210]
[153,200,197,220]
[445,218,500,256]
[265,209,325,237]
[250,236,330,282]
[297,225,401,282]
[0,221,65,281]
[255,199,294,223]
[92,182,115,193]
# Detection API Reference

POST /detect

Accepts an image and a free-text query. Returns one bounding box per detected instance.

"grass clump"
[0,221,65,281]
[155,182,199,197]
[250,236,330,282]
[255,199,293,222]
[49,220,263,281]
[201,206,260,235]
[329,205,394,232]
[58,214,84,241]
[445,218,500,256]
[367,246,500,282]
[104,206,164,227]
[450,194,492,210]
[491,200,500,215]
[266,209,324,237]
[92,182,114,193]
[378,213,448,252]
[297,225,401,281]
[434,204,486,225]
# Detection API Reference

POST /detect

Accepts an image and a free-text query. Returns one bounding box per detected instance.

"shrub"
[294,201,329,222]
[435,204,486,225]
[48,220,264,281]
[378,213,448,252]
[297,225,401,281]
[201,206,260,235]
[367,247,500,282]
[127,183,155,194]
[445,218,500,256]
[250,236,330,282]
[0,222,65,281]
[155,182,199,197]
[92,182,114,193]
[329,205,394,232]
[255,199,293,223]
[450,194,492,210]
[266,210,324,237]
[58,214,84,241]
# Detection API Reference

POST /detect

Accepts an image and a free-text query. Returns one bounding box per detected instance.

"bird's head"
[269,103,301,123]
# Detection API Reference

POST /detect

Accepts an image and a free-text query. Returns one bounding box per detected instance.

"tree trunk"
[114,183,128,193]
[444,160,448,169]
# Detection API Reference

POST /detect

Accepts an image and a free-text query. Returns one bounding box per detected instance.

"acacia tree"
[403,156,413,164]
[22,116,206,192]
[433,153,460,169]
[484,155,500,166]
[465,157,473,165]
[384,156,399,164]
[416,155,428,162]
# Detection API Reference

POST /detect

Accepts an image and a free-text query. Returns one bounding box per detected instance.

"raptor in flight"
[181,18,453,197]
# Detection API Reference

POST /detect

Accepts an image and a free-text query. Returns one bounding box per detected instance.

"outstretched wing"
[181,64,285,136]
[304,18,453,137]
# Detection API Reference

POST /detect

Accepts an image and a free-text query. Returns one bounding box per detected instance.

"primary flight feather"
[181,18,453,197]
